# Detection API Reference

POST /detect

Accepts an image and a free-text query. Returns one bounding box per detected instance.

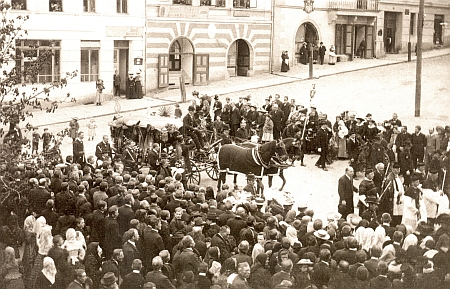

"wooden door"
[365,26,374,58]
[158,54,169,88]
[345,24,353,59]
[193,54,209,85]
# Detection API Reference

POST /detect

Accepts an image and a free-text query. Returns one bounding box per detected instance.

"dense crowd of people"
[1,92,450,289]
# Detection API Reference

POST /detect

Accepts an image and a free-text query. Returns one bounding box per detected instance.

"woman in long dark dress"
[126,72,135,99]
[134,71,143,99]
[300,43,307,65]
[84,242,102,289]
[22,215,37,289]
[281,51,289,72]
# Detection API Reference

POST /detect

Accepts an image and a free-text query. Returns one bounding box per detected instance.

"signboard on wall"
[134,57,143,65]
[106,26,144,38]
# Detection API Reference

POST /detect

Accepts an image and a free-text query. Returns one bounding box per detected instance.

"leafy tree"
[0,1,75,216]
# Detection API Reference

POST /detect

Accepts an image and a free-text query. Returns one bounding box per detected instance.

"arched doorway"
[227,39,251,77]
[168,37,194,85]
[294,22,319,63]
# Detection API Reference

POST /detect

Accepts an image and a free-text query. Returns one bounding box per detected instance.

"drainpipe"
[269,0,275,74]
[143,0,147,96]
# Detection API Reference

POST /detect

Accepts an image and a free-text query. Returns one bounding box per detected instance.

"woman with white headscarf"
[30,227,53,288]
[35,257,56,289]
[402,233,418,251]
[62,228,85,265]
[23,215,38,289]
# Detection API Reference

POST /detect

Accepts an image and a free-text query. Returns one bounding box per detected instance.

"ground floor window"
[49,0,62,11]
[80,41,100,82]
[11,0,26,10]
[15,39,61,84]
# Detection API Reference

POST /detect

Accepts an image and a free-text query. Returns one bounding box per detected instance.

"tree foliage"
[0,1,74,172]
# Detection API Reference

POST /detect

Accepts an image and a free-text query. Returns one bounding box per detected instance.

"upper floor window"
[117,0,127,13]
[15,39,61,84]
[173,0,192,5]
[233,0,250,9]
[84,0,95,12]
[11,0,26,10]
[50,0,63,12]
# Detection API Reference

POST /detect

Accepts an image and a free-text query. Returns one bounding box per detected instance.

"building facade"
[5,0,449,99]
[378,0,450,55]
[8,0,144,101]
[144,0,272,92]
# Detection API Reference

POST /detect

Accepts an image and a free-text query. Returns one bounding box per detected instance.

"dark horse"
[217,139,293,194]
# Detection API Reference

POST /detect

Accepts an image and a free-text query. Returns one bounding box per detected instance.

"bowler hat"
[247,173,256,181]
[101,272,117,286]
[194,217,206,226]
[206,211,218,220]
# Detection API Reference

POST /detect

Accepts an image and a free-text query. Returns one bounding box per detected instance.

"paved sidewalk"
[27,47,450,128]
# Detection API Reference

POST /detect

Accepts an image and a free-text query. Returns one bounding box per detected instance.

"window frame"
[80,41,100,82]
[83,0,96,13]
[11,0,27,10]
[117,0,128,14]
[49,0,63,12]
[15,39,61,84]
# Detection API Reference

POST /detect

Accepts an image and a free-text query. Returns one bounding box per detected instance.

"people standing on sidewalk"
[319,42,326,65]
[95,79,105,106]
[69,117,80,142]
[134,70,143,99]
[281,51,289,72]
[126,71,135,99]
[113,70,121,97]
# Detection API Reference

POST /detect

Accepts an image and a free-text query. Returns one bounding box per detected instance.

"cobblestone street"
[18,52,450,220]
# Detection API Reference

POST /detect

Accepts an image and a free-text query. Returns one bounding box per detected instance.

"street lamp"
[304,0,315,79]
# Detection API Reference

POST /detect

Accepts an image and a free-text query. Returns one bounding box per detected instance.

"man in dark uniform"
[270,103,284,140]
[361,196,380,229]
[316,121,330,170]
[183,105,205,152]
[95,135,113,162]
[213,94,222,121]
[318,42,326,65]
[113,70,121,96]
[73,131,85,165]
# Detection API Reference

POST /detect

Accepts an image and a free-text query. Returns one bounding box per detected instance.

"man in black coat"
[211,225,233,263]
[29,178,52,215]
[73,131,85,165]
[318,42,327,65]
[338,167,359,219]
[226,207,248,243]
[316,121,330,170]
[118,194,135,235]
[270,103,284,140]
[281,96,291,127]
[104,206,122,260]
[146,143,160,171]
[313,249,332,288]
[183,106,204,152]
[87,200,107,243]
[102,249,123,279]
[120,259,145,289]
[230,102,241,138]
[141,215,165,272]
[122,229,141,276]
[411,125,426,169]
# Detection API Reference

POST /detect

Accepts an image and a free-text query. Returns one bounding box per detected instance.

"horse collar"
[254,147,271,169]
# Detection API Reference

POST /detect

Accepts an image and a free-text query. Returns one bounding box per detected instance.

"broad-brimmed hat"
[326,212,342,222]
[346,213,362,229]
[297,258,314,265]
[313,229,330,240]
[101,272,117,286]
[194,217,206,226]
[72,117,78,120]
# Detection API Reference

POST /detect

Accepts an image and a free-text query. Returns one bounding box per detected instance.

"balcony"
[328,0,379,11]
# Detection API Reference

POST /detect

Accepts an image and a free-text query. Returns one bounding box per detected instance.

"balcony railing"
[328,0,378,11]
